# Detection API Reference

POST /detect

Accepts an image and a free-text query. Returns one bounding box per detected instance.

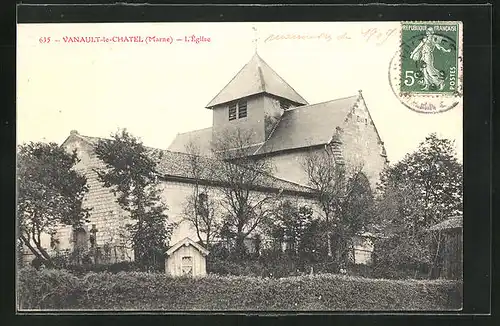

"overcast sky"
[17,22,462,163]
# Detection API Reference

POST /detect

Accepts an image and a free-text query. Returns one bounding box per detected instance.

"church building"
[21,53,388,267]
[169,53,388,189]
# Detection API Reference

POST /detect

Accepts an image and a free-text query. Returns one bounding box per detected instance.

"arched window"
[356,172,371,191]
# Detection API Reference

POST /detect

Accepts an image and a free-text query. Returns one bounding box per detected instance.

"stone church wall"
[339,97,388,192]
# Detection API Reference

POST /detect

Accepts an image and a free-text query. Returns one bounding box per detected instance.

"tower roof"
[205,53,308,108]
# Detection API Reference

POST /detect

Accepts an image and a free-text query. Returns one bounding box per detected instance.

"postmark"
[389,21,463,114]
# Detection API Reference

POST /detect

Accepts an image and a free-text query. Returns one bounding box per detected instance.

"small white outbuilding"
[165,237,209,277]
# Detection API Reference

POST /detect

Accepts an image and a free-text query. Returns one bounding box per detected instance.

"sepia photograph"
[16,21,463,311]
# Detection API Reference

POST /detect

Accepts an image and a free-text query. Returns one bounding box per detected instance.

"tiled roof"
[254,95,360,155]
[167,127,213,156]
[206,53,308,108]
[156,150,313,193]
[169,94,361,157]
[71,133,314,195]
[428,215,463,231]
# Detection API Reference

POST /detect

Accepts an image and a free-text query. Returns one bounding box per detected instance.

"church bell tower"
[205,53,308,148]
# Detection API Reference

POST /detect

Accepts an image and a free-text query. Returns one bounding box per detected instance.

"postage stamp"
[400,22,459,94]
[389,21,463,114]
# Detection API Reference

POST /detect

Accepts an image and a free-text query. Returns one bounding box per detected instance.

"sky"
[17,22,463,163]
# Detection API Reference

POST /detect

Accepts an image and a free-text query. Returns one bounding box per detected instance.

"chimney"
[70,130,79,135]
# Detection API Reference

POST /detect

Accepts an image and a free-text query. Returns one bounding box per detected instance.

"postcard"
[17,21,463,311]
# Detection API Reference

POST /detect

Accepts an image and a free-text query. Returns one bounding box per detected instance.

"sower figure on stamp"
[410,27,451,91]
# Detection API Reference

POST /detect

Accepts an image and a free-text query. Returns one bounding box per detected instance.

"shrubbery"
[371,234,432,280]
[18,267,462,311]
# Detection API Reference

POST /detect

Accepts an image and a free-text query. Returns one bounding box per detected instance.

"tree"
[378,133,463,229]
[182,140,221,249]
[302,145,374,268]
[94,129,173,269]
[211,128,279,259]
[264,200,314,254]
[373,133,463,278]
[17,142,90,267]
[263,200,318,267]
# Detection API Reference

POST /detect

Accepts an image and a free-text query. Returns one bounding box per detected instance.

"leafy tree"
[17,142,90,267]
[94,129,173,269]
[264,200,314,254]
[211,128,279,259]
[298,219,329,264]
[373,133,463,279]
[377,133,463,229]
[302,146,374,268]
[264,200,319,267]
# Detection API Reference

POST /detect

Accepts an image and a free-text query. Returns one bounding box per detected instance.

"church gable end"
[59,131,133,261]
[337,92,388,191]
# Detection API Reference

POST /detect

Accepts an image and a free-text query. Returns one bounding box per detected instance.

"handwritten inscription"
[361,28,396,46]
[264,33,333,42]
[264,27,396,46]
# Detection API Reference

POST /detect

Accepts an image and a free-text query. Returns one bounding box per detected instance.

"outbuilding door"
[181,256,193,276]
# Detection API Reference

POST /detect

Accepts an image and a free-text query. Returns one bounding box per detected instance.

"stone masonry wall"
[338,96,388,192]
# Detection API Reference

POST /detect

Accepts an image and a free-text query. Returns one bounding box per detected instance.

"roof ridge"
[206,53,308,108]
[257,65,266,92]
[356,92,387,161]
[205,54,255,108]
[175,126,212,136]
[285,93,359,112]
[73,133,106,145]
[166,237,209,255]
[257,55,308,105]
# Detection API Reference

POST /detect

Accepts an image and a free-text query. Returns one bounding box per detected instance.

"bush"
[372,234,432,280]
[18,267,462,311]
[207,257,265,277]
[207,250,341,278]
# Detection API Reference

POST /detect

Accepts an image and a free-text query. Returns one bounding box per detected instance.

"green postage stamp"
[389,21,463,114]
[401,22,459,94]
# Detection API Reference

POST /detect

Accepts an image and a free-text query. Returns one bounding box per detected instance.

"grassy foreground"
[17,267,462,311]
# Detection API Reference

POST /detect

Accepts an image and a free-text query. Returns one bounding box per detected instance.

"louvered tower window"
[238,100,247,118]
[228,103,237,121]
[228,100,248,121]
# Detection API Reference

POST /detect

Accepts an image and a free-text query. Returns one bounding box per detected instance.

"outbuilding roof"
[428,215,463,231]
[165,237,210,256]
